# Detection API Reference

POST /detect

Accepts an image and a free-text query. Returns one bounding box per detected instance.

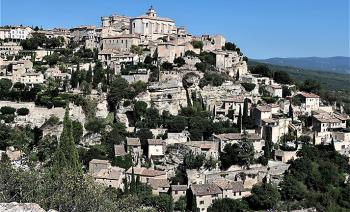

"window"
[234,192,236,196]
[200,201,204,205]
[175,191,178,194]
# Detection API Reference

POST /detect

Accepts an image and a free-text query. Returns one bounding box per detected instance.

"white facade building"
[131,7,176,40]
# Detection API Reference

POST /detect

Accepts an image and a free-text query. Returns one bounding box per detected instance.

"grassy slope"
[248,61,350,92]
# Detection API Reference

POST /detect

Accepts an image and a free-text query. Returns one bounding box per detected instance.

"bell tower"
[146,6,157,17]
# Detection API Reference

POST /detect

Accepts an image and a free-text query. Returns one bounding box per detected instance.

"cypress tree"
[237,105,242,132]
[236,70,240,81]
[242,99,248,128]
[86,64,93,83]
[312,132,316,145]
[330,137,335,151]
[54,106,81,173]
[289,102,294,121]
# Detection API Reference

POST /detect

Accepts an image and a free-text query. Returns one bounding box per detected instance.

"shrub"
[0,106,16,115]
[241,83,256,92]
[85,118,106,134]
[1,114,15,123]
[191,40,204,49]
[16,107,30,116]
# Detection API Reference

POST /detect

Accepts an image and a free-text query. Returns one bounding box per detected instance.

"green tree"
[208,198,248,212]
[220,136,254,169]
[161,61,173,71]
[174,196,187,212]
[248,182,281,210]
[280,175,307,201]
[107,76,130,117]
[273,71,293,84]
[191,40,204,49]
[174,57,186,67]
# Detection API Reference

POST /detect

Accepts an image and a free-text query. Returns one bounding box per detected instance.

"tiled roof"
[148,178,170,190]
[299,92,319,98]
[191,184,222,196]
[223,96,245,103]
[126,167,166,177]
[131,15,175,23]
[114,145,127,156]
[256,105,272,112]
[90,159,110,164]
[148,139,164,145]
[127,138,141,146]
[92,167,124,180]
[171,185,188,191]
[103,34,140,39]
[214,179,245,192]
[313,114,343,123]
[214,133,261,141]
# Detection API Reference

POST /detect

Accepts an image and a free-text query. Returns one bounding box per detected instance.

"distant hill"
[254,57,350,74]
[248,61,350,92]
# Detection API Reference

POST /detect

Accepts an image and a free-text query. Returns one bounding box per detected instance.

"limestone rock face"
[0,202,46,212]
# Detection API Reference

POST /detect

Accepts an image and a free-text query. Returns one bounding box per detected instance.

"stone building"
[213,179,250,199]
[296,92,320,112]
[213,133,264,155]
[171,184,188,201]
[148,178,170,195]
[92,166,125,190]
[191,184,222,212]
[126,167,167,184]
[130,6,176,41]
[147,139,165,159]
[265,84,283,98]
[102,34,140,52]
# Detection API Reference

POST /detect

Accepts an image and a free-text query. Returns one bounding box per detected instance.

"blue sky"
[1,0,349,59]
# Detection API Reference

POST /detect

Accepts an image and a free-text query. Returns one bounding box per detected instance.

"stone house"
[184,141,219,160]
[102,34,140,52]
[312,112,347,133]
[89,159,111,173]
[114,144,127,157]
[213,133,265,156]
[147,139,165,159]
[125,167,167,184]
[265,84,283,98]
[261,118,291,143]
[274,149,298,163]
[297,92,320,112]
[251,105,272,126]
[148,178,170,195]
[92,166,125,190]
[219,96,245,120]
[191,184,222,212]
[126,137,142,163]
[213,179,250,199]
[19,72,44,86]
[171,184,188,201]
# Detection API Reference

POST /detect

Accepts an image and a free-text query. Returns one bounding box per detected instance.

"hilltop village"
[0,7,349,212]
